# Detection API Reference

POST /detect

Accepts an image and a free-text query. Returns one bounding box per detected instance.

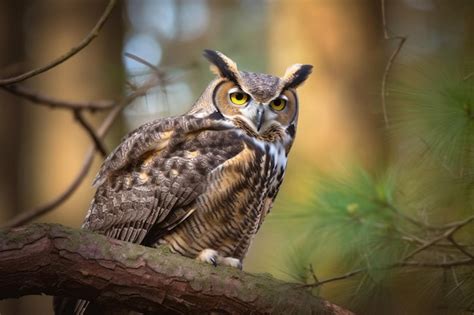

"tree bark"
[0,224,352,315]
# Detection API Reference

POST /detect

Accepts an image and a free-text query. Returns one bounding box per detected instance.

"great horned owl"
[55,50,312,314]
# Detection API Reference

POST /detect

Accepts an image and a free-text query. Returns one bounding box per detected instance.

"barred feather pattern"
[81,112,288,261]
[156,135,287,260]
[53,48,312,315]
[58,113,289,315]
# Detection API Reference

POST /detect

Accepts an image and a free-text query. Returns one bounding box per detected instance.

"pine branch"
[402,215,474,261]
[0,224,353,315]
[302,214,474,289]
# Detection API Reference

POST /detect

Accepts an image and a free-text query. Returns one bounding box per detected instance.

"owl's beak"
[255,106,264,132]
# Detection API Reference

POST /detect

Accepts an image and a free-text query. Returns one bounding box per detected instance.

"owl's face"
[212,77,298,137]
[192,50,312,146]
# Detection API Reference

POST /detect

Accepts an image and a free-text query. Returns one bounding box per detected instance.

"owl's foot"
[197,249,219,266]
[220,256,242,269]
[196,249,242,269]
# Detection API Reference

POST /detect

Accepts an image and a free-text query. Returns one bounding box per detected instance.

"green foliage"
[279,169,409,298]
[390,62,474,221]
[304,168,404,267]
[279,60,474,314]
[391,61,474,177]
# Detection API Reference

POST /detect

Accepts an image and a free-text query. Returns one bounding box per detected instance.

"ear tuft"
[203,49,240,83]
[282,64,313,89]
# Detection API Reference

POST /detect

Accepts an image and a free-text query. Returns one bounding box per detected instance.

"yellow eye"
[270,98,287,111]
[229,92,249,105]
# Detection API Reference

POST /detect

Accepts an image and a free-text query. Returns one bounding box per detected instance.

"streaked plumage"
[54,50,312,315]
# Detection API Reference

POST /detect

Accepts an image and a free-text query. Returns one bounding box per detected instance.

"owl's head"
[191,50,312,145]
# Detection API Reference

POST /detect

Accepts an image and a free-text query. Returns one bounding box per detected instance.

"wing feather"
[92,114,229,187]
[69,114,243,315]
[82,114,239,246]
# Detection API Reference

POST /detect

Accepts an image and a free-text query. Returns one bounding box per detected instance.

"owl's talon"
[210,257,217,267]
[220,256,242,269]
[196,249,241,269]
[197,248,219,266]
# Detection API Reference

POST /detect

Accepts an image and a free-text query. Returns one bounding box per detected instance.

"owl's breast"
[259,139,288,193]
[162,131,288,260]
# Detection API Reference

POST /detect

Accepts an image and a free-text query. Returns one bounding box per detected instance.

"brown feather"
[59,49,311,315]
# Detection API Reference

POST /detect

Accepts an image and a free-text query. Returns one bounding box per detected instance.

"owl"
[55,50,312,314]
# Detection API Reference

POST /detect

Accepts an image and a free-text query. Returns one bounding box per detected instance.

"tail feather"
[53,297,99,315]
[53,296,77,315]
[74,300,90,315]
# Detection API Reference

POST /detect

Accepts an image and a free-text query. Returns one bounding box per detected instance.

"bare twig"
[3,120,110,229]
[124,52,170,108]
[1,109,119,229]
[73,110,108,157]
[402,215,474,261]
[463,72,473,81]
[3,151,95,228]
[378,200,439,230]
[302,214,474,289]
[400,234,474,250]
[395,258,474,268]
[0,0,117,86]
[385,200,473,233]
[303,268,365,288]
[303,257,474,289]
[1,84,115,111]
[447,236,474,259]
[309,263,319,284]
[124,52,161,73]
[125,80,138,91]
[3,78,160,228]
[442,215,474,229]
[380,0,406,128]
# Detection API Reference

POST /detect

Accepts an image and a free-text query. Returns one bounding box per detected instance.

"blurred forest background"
[0,0,473,314]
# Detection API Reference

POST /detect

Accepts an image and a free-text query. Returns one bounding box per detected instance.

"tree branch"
[464,72,473,81]
[447,236,474,259]
[402,215,474,261]
[302,204,474,289]
[2,76,160,229]
[302,214,474,289]
[303,258,474,289]
[73,109,108,157]
[0,0,117,86]
[0,84,115,111]
[2,151,94,228]
[380,0,406,128]
[0,223,353,315]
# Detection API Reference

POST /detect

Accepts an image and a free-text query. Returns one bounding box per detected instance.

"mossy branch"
[0,223,352,315]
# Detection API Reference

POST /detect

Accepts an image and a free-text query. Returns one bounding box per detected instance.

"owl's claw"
[210,257,217,267]
[197,249,219,266]
[220,256,242,269]
[196,249,242,269]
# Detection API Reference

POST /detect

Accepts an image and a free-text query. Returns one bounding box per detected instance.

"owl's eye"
[229,92,249,106]
[270,98,287,111]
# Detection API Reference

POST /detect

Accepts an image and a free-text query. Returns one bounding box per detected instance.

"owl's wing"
[82,113,239,245]
[94,115,203,187]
